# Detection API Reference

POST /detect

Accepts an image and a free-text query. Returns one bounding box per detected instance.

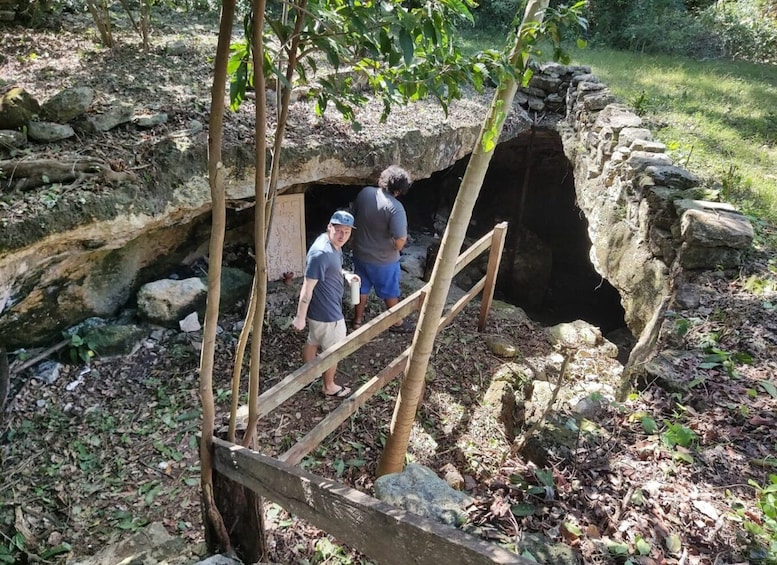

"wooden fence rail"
[220,222,515,563]
[213,437,532,565]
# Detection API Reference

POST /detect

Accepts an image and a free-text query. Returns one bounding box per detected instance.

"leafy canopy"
[227,0,498,125]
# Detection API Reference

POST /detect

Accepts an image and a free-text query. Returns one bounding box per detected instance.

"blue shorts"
[353,258,400,300]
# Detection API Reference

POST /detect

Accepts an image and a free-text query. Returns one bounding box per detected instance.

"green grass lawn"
[569,47,777,238]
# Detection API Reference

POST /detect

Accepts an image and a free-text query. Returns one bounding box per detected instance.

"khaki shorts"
[307,318,347,351]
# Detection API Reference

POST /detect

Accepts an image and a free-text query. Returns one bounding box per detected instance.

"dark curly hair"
[378,165,412,196]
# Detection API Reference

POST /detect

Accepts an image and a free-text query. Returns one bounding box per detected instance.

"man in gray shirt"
[351,165,414,333]
[293,210,360,397]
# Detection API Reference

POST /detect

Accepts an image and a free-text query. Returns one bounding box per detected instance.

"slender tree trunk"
[376,0,550,477]
[199,0,235,552]
[140,0,150,51]
[242,0,268,449]
[0,344,8,412]
[212,4,271,562]
[86,0,113,48]
[229,0,306,434]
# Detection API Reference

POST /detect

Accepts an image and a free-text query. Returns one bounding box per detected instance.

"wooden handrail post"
[478,221,508,331]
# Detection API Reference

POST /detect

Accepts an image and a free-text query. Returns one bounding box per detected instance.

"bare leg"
[385,297,403,326]
[353,294,368,326]
[322,364,339,395]
[302,343,318,365]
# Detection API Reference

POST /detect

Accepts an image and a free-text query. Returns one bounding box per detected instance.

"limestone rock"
[440,462,465,490]
[41,86,94,123]
[547,320,602,349]
[74,103,134,133]
[27,121,75,142]
[67,522,186,565]
[134,112,169,128]
[0,87,40,129]
[485,336,517,358]
[481,379,519,441]
[374,464,474,526]
[0,129,26,151]
[137,277,207,324]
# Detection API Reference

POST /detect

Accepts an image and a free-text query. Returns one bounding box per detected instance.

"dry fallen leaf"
[692,499,719,521]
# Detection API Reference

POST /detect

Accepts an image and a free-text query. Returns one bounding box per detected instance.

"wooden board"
[213,438,532,565]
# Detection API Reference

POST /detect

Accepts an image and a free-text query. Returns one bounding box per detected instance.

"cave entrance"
[303,127,628,338]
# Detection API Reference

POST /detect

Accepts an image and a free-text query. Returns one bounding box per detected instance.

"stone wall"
[524,63,753,336]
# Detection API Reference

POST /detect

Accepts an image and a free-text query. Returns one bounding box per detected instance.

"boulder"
[0,87,40,129]
[374,463,474,527]
[27,121,75,142]
[41,86,94,123]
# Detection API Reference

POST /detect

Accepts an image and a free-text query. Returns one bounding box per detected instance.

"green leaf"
[481,117,501,152]
[535,468,554,488]
[636,537,651,555]
[511,503,535,517]
[758,380,777,399]
[176,410,200,422]
[665,534,682,554]
[229,61,248,112]
[607,542,629,555]
[641,415,657,434]
[563,521,582,536]
[345,458,366,468]
[631,489,645,506]
[39,543,72,559]
[144,482,163,504]
[399,28,414,66]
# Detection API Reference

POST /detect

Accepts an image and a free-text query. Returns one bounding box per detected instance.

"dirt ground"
[2,8,777,565]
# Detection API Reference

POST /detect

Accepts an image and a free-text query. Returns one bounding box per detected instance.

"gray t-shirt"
[305,232,344,322]
[352,185,407,265]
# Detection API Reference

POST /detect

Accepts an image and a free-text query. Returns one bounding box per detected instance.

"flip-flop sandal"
[352,319,363,330]
[324,385,351,398]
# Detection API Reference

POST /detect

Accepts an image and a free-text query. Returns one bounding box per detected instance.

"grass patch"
[570,47,777,232]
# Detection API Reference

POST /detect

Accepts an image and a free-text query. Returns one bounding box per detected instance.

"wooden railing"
[213,435,531,565]
[217,222,525,564]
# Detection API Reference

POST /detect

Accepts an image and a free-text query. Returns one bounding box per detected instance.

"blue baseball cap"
[330,210,356,228]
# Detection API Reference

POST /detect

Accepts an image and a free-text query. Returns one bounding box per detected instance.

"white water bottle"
[349,279,360,305]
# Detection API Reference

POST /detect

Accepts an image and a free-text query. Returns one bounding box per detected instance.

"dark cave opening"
[302,128,628,336]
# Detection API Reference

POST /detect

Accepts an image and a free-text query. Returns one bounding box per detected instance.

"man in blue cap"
[292,210,360,398]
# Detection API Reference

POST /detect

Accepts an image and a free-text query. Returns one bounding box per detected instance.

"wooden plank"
[279,349,411,465]
[440,277,486,330]
[453,230,493,276]
[213,438,531,565]
[478,222,508,331]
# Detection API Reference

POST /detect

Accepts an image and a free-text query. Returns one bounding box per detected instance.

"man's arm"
[391,236,407,252]
[292,277,318,330]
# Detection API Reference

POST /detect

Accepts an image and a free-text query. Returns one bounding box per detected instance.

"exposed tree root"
[0,158,137,192]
